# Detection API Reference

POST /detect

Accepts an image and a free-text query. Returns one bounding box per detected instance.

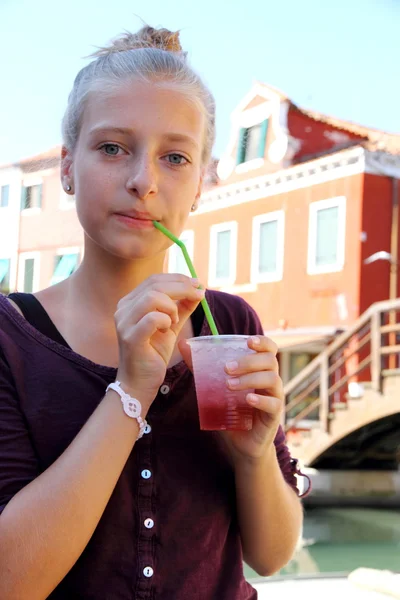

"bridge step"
[332,402,348,410]
[382,368,400,377]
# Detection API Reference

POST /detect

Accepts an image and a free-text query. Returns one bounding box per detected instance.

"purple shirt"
[0,291,304,599]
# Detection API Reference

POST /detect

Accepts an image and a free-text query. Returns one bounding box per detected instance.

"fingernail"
[251,336,260,345]
[226,361,238,373]
[247,394,259,405]
[195,288,205,297]
[191,278,200,286]
[227,377,240,388]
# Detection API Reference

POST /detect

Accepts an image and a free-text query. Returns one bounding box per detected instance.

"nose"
[126,152,158,200]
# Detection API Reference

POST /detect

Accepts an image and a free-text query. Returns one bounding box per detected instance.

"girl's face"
[62,80,205,260]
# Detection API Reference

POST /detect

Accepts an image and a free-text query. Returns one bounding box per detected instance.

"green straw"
[153,220,219,335]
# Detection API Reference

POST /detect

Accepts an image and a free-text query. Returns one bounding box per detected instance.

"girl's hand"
[115,274,204,409]
[179,335,283,467]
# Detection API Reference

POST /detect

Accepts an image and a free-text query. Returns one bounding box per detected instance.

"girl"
[0,25,308,600]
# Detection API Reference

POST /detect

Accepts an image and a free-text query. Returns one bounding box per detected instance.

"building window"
[0,258,11,293]
[23,259,35,293]
[209,222,238,286]
[308,197,346,274]
[168,230,194,277]
[51,252,79,285]
[251,211,284,283]
[0,185,10,208]
[21,184,42,210]
[237,119,269,165]
[18,253,40,293]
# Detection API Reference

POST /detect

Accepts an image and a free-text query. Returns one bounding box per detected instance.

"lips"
[114,212,158,230]
[115,211,156,221]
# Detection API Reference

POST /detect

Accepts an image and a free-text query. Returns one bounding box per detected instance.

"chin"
[84,224,168,262]
[109,240,163,262]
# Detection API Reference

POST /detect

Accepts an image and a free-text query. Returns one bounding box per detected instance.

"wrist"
[106,380,150,440]
[233,443,277,474]
[114,377,154,415]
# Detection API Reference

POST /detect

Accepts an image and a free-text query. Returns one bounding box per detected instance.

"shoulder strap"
[8,293,71,349]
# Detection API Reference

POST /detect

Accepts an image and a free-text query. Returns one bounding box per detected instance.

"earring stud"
[66,185,72,192]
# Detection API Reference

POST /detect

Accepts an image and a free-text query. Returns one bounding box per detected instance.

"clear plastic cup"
[187,335,255,431]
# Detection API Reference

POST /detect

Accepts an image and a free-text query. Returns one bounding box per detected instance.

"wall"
[359,173,399,313]
[188,172,364,330]
[18,168,83,289]
[303,469,400,507]
[0,166,22,291]
[287,109,365,162]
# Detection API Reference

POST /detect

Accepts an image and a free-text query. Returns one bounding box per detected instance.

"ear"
[61,146,74,191]
[194,168,205,205]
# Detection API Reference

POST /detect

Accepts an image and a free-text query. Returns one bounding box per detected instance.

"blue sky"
[0,0,399,166]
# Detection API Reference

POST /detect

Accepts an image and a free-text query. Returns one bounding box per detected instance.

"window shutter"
[51,254,79,285]
[20,187,27,210]
[216,230,231,279]
[37,184,43,208]
[23,258,35,293]
[259,219,278,274]
[1,185,10,208]
[236,128,247,165]
[0,258,9,283]
[258,119,269,158]
[315,207,339,266]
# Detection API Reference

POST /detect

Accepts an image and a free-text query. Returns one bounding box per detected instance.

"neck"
[68,239,166,316]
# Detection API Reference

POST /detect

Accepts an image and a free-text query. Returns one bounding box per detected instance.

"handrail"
[283,297,400,433]
[284,354,322,396]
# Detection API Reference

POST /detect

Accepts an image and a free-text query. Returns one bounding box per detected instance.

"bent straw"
[153,221,219,335]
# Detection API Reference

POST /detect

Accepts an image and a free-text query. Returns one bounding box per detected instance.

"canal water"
[244,506,400,581]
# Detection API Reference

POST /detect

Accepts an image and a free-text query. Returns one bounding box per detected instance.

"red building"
[173,82,400,382]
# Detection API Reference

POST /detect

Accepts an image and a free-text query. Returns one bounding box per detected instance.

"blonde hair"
[62,26,216,165]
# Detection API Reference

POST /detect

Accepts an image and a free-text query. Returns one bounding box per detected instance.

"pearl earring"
[191,204,196,212]
[66,185,72,192]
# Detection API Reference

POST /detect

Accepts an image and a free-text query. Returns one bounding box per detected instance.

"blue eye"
[167,154,188,165]
[100,143,122,156]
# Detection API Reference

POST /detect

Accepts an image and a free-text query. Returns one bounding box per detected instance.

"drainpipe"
[389,177,398,301]
[389,177,398,368]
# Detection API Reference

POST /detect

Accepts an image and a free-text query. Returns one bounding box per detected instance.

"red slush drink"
[187,335,255,431]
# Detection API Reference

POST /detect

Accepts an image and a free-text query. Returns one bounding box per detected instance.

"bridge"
[284,299,400,484]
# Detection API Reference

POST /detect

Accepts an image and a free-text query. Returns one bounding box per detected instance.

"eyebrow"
[89,126,200,150]
[89,126,133,137]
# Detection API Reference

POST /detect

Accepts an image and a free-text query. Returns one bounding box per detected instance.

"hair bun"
[90,25,185,58]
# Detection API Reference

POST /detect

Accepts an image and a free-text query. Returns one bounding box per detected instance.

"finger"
[225,351,278,376]
[173,292,205,329]
[120,274,201,304]
[134,311,174,340]
[178,339,193,371]
[246,393,282,418]
[226,370,282,395]
[146,273,199,285]
[151,282,205,303]
[247,335,278,355]
[117,291,180,328]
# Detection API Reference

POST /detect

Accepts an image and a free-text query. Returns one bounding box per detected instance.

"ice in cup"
[187,335,256,431]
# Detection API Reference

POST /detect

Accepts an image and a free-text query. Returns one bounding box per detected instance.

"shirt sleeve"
[0,348,39,515]
[242,299,312,498]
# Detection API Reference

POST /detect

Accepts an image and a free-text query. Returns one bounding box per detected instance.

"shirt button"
[160,384,170,395]
[143,566,154,578]
[141,469,152,480]
[144,518,154,529]
[144,423,152,435]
